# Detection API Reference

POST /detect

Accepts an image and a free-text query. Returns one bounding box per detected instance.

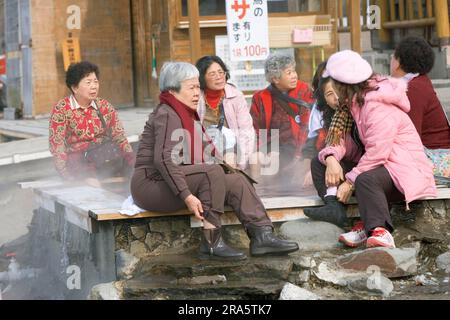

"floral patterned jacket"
[49,96,134,179]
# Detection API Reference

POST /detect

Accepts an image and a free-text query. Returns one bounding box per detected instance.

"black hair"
[394,36,435,75]
[315,76,335,130]
[195,55,230,90]
[311,60,328,92]
[65,61,100,92]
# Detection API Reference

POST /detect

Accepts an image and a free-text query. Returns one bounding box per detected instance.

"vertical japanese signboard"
[62,37,81,71]
[226,0,270,61]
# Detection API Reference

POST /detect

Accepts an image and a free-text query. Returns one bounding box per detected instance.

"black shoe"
[199,228,247,261]
[303,196,349,228]
[246,225,299,256]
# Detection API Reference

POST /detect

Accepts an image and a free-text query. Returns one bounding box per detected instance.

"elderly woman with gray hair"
[130,61,298,260]
[250,53,315,194]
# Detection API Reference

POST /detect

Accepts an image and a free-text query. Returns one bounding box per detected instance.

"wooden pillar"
[349,0,362,52]
[434,0,450,45]
[389,0,396,21]
[407,0,414,19]
[327,0,339,52]
[188,0,201,64]
[377,0,391,44]
[131,0,150,108]
[398,0,405,20]
[417,0,424,19]
[426,0,433,18]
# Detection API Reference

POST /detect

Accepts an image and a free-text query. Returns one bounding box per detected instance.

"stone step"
[121,277,285,300]
[132,253,297,282]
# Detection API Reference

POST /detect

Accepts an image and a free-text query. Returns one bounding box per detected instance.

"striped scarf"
[325,105,354,146]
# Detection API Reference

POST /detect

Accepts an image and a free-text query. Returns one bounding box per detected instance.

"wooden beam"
[383,17,435,28]
[434,0,450,44]
[188,0,201,64]
[131,0,150,108]
[349,0,362,53]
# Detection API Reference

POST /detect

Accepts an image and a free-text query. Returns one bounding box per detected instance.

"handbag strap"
[94,101,113,139]
[217,100,226,131]
[268,85,311,127]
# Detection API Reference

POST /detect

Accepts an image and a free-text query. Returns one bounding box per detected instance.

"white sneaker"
[366,227,396,248]
[338,221,367,248]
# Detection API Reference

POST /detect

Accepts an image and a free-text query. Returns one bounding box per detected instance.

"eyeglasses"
[206,70,226,79]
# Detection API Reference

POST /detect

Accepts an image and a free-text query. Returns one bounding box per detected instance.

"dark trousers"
[310,157,404,234]
[131,164,272,229]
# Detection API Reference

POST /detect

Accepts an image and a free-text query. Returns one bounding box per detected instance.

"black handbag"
[84,107,124,172]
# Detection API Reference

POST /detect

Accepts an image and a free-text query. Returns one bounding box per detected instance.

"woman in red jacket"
[391,37,450,178]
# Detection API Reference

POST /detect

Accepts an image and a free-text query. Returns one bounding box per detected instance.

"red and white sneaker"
[366,227,396,248]
[338,221,367,248]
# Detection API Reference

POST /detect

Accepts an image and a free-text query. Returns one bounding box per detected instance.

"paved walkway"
[0,106,154,166]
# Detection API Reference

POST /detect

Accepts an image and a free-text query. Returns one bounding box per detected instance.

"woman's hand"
[184,194,204,221]
[85,178,102,188]
[337,181,354,204]
[303,170,313,187]
[325,156,344,187]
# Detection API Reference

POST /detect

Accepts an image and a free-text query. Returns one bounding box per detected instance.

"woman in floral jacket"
[49,61,134,187]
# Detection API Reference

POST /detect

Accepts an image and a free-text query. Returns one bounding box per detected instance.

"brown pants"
[131,164,272,229]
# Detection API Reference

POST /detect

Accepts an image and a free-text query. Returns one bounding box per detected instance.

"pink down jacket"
[319,76,437,204]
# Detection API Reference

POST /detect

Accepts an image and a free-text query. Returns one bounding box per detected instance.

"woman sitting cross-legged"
[130,62,299,260]
[304,50,437,249]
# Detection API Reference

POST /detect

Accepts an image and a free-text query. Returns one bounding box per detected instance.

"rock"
[415,274,439,286]
[129,240,148,257]
[149,220,172,234]
[144,232,164,252]
[171,219,190,234]
[445,200,450,212]
[436,252,450,273]
[294,256,316,270]
[222,226,250,248]
[89,282,122,300]
[116,250,140,280]
[313,262,354,286]
[177,275,227,285]
[297,270,310,284]
[347,274,394,297]
[429,200,447,218]
[337,247,418,278]
[279,220,344,251]
[279,283,321,300]
[130,225,147,240]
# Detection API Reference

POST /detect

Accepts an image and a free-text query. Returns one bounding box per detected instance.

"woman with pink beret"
[304,50,437,249]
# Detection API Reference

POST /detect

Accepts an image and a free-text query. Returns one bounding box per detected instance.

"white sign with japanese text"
[226,0,270,61]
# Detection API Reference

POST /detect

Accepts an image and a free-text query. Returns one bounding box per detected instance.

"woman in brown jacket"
[130,62,298,260]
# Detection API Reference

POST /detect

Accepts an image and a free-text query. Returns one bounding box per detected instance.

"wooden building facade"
[0,0,449,118]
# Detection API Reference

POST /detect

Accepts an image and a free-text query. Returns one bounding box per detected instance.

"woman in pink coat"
[304,50,436,249]
[196,56,255,170]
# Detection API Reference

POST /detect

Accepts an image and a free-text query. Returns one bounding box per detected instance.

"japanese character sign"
[226,0,269,61]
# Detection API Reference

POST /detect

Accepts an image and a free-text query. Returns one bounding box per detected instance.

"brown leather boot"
[199,228,247,261]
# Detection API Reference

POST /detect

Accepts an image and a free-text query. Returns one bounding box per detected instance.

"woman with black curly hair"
[391,36,450,179]
[391,36,450,150]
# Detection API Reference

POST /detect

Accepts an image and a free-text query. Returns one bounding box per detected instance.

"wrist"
[345,180,355,190]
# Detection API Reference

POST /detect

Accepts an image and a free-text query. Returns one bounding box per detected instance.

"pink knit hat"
[322,50,373,84]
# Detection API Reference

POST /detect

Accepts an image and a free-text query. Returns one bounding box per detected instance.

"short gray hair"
[159,61,199,92]
[264,53,296,83]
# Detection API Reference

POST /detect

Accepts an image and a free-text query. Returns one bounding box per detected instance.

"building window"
[180,0,322,17]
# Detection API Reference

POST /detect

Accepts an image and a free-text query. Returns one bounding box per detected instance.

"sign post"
[226,0,270,62]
